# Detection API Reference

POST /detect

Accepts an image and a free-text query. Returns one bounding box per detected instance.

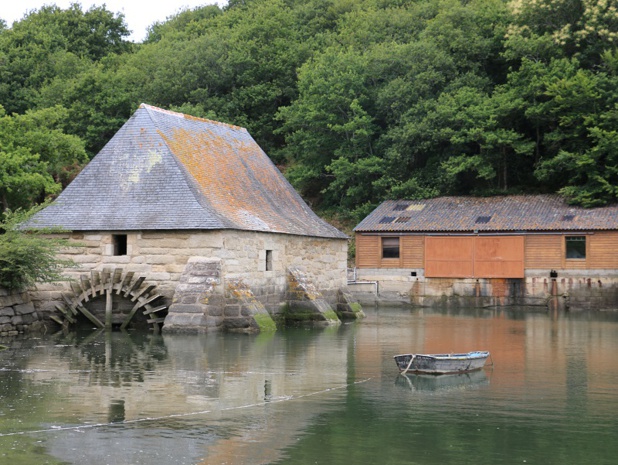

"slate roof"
[27,104,346,239]
[354,196,618,233]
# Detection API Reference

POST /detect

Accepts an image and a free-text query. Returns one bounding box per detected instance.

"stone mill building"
[26,104,362,333]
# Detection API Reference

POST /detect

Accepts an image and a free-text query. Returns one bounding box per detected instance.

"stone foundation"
[163,259,353,333]
[285,267,340,325]
[0,288,46,337]
[349,268,618,311]
[163,257,278,333]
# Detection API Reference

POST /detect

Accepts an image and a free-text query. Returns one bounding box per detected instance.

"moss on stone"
[350,302,363,313]
[253,312,277,332]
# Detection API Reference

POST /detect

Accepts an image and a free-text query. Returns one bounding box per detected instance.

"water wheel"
[51,268,168,332]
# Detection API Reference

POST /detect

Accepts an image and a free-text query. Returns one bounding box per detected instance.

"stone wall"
[32,230,348,321]
[0,288,45,337]
[350,268,618,310]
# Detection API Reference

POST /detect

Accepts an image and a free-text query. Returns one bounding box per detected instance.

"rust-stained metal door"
[425,236,524,278]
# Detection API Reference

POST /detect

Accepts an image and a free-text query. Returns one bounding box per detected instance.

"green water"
[1,306,617,464]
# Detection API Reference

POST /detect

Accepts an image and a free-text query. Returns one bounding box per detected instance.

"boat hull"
[394,351,490,375]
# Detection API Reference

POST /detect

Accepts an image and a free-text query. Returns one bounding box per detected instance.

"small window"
[565,236,586,259]
[265,250,273,271]
[113,234,127,256]
[382,237,400,259]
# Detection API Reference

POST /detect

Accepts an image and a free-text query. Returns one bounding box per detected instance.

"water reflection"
[1,306,618,464]
[395,370,489,392]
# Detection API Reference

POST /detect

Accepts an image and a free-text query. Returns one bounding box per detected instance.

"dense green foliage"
[0,207,75,290]
[0,0,616,219]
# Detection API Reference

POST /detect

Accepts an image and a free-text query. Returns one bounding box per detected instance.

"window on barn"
[382,237,400,259]
[565,236,586,259]
[265,250,273,271]
[113,234,128,256]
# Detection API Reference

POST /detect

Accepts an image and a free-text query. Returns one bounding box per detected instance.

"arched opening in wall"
[72,294,150,331]
[52,268,168,332]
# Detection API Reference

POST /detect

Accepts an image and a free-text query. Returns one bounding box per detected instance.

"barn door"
[474,236,524,278]
[425,236,524,278]
[425,237,475,278]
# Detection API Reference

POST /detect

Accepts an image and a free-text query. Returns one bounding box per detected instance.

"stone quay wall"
[0,288,45,337]
[31,230,348,320]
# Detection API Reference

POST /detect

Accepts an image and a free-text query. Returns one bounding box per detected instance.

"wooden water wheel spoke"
[131,284,156,302]
[90,270,100,297]
[76,303,105,329]
[54,268,167,332]
[143,305,167,316]
[61,294,79,315]
[80,275,91,302]
[112,268,122,287]
[124,276,145,298]
[139,293,162,307]
[71,280,90,306]
[55,304,76,324]
[101,268,113,295]
[120,299,145,329]
[116,271,134,295]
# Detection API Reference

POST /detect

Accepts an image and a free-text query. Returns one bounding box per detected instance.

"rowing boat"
[394,351,490,375]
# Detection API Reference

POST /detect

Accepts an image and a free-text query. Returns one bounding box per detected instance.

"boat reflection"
[395,369,489,392]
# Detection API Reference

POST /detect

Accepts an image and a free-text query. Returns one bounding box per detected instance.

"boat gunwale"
[393,351,490,361]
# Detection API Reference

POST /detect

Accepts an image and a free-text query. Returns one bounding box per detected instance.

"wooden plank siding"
[524,235,563,268]
[401,236,424,268]
[355,234,380,268]
[355,234,424,268]
[525,232,618,270]
[356,232,618,271]
[588,231,618,269]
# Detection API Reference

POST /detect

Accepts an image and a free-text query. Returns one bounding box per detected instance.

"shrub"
[0,206,76,291]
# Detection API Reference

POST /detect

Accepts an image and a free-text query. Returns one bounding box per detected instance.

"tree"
[0,3,131,114]
[0,106,87,211]
[503,0,618,205]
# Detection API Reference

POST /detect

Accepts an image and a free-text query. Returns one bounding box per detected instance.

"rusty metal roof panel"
[354,196,618,233]
[27,104,346,239]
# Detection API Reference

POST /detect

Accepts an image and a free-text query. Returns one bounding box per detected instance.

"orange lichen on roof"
[160,126,303,232]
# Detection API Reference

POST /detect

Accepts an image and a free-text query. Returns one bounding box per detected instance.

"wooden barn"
[26,104,361,332]
[352,196,618,309]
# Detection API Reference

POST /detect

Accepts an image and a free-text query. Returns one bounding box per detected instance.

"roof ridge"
[139,103,244,131]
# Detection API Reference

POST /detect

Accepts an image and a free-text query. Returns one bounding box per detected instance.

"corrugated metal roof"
[354,196,618,233]
[26,104,346,239]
